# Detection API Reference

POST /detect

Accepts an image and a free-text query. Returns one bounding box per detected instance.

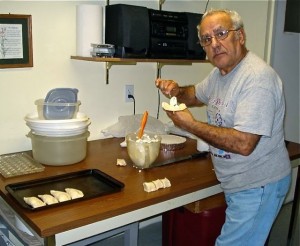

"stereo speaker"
[185,12,206,60]
[105,4,150,58]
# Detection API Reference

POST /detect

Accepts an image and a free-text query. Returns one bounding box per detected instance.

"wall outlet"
[125,85,134,102]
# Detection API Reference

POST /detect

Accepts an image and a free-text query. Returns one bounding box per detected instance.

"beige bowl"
[126,133,161,169]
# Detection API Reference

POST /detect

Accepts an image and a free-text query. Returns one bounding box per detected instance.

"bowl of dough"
[126,132,161,169]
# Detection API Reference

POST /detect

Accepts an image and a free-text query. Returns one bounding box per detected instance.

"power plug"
[125,85,134,102]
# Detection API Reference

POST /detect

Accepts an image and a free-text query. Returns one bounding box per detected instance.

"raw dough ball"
[170,96,178,107]
[50,190,71,202]
[38,194,59,205]
[24,197,46,208]
[65,188,84,199]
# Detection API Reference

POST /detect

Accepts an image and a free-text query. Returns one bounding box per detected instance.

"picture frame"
[0,14,33,68]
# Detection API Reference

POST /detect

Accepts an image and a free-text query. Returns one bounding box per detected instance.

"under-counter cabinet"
[0,197,43,246]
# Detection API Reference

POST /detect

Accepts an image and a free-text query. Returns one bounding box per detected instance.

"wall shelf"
[70,56,209,84]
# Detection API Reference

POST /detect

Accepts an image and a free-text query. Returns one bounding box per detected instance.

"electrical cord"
[204,0,210,12]
[156,62,162,119]
[155,0,210,120]
[128,94,136,115]
[157,88,161,119]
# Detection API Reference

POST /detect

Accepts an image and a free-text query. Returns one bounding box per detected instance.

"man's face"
[199,12,246,75]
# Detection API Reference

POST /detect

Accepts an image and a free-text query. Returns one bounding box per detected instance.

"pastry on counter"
[116,158,127,166]
[143,178,171,192]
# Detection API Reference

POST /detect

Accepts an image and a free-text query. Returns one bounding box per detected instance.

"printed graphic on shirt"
[207,97,232,160]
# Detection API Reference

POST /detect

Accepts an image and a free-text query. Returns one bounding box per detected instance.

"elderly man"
[155,9,291,245]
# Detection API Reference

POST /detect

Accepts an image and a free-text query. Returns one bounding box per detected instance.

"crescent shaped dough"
[38,194,59,205]
[162,102,187,112]
[65,188,84,199]
[50,190,71,202]
[24,196,46,208]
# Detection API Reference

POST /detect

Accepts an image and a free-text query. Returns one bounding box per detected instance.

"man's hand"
[155,78,179,98]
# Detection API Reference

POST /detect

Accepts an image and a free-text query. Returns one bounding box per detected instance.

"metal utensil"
[150,151,208,168]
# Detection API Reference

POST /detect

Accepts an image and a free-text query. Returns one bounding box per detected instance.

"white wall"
[0,1,270,154]
[271,0,300,143]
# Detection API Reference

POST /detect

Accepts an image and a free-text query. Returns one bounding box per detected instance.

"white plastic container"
[27,131,89,166]
[35,99,81,120]
[24,112,90,137]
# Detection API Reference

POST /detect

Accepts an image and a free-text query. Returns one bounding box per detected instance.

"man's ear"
[238,28,246,45]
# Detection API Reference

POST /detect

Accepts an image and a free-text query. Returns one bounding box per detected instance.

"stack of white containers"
[25,88,90,166]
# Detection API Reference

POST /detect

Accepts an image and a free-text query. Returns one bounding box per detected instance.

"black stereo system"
[105,4,206,59]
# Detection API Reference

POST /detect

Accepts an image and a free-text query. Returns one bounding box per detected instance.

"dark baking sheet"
[5,169,124,210]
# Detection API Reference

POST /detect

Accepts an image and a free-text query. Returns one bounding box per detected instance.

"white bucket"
[27,131,90,166]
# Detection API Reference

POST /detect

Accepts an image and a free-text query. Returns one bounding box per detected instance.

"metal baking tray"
[5,169,124,210]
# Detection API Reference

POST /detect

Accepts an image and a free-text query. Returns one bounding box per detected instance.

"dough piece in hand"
[24,197,46,208]
[170,96,179,107]
[65,188,84,199]
[38,194,59,205]
[50,190,71,202]
[162,97,187,111]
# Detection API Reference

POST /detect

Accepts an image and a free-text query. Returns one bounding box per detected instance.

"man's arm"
[167,110,261,156]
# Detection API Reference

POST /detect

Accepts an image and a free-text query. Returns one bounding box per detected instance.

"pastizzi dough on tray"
[23,188,85,208]
[50,190,72,202]
[23,196,46,208]
[38,194,59,205]
[65,188,84,199]
[143,178,171,192]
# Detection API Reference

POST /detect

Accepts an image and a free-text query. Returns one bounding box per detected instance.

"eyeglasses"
[199,29,240,47]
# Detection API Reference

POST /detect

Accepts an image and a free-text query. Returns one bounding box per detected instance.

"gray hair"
[201,9,244,30]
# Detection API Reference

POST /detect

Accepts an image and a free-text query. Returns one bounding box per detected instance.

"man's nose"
[211,37,221,47]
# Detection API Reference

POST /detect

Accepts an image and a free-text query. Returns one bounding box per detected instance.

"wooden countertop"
[0,138,218,238]
[0,138,299,239]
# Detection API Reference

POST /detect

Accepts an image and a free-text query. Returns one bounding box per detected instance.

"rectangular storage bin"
[162,193,226,246]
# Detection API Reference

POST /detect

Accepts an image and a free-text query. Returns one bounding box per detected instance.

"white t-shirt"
[195,52,291,193]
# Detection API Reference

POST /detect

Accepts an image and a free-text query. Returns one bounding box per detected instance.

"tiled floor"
[90,202,299,246]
